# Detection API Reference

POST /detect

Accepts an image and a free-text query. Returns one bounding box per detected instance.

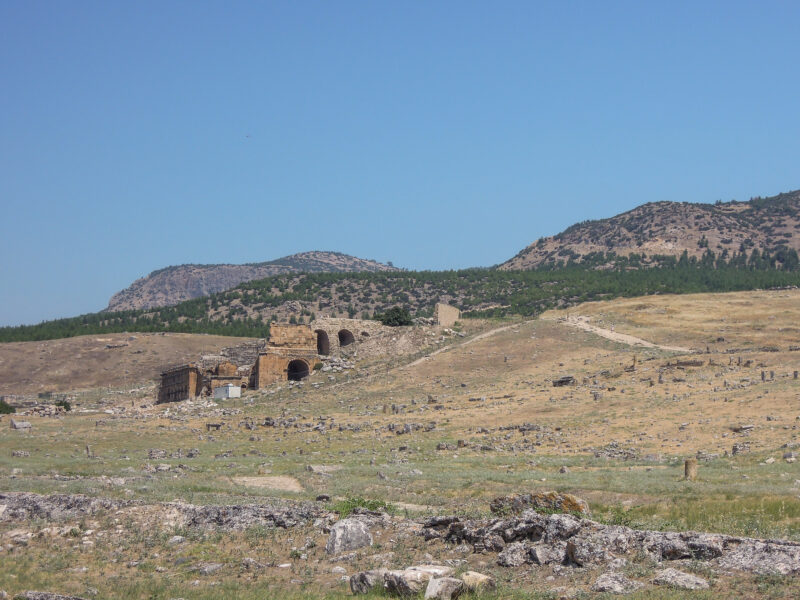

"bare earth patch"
[232,476,303,493]
[545,314,691,352]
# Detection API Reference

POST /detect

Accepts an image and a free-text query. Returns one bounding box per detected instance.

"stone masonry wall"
[435,303,461,327]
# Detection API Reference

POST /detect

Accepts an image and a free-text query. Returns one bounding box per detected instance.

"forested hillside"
[106,251,398,311]
[3,259,800,342]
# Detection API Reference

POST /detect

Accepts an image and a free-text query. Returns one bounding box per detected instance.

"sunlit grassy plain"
[2,289,800,597]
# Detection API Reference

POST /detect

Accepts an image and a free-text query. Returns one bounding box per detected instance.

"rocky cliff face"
[106,251,398,311]
[500,190,800,270]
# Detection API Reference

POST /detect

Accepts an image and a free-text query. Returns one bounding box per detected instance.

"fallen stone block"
[591,572,644,594]
[652,568,709,590]
[459,571,495,592]
[325,518,373,555]
[424,577,463,599]
[384,566,454,597]
[350,569,388,594]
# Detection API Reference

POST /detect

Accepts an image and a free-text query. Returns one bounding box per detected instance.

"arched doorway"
[338,329,355,347]
[315,330,330,355]
[287,359,309,381]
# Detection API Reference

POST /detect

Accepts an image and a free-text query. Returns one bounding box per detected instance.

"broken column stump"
[684,458,698,481]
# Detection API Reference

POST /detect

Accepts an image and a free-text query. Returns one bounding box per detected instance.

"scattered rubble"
[422,509,800,575]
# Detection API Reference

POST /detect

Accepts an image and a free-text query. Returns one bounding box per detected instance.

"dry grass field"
[2,289,800,598]
[0,332,262,396]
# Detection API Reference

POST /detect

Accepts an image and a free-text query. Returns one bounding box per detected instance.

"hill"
[0,332,261,396]
[500,190,800,270]
[106,251,399,311]
[4,265,800,342]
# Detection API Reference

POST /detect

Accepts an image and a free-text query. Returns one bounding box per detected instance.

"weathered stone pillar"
[684,458,698,481]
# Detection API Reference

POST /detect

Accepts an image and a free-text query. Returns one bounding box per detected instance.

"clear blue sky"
[2,1,799,326]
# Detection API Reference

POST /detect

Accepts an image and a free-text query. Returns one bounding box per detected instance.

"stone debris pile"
[21,405,65,418]
[421,509,800,575]
[320,356,355,373]
[350,564,494,598]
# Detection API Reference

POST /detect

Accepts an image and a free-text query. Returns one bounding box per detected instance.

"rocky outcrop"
[500,191,800,271]
[422,509,800,575]
[591,572,643,594]
[652,568,709,590]
[0,492,326,531]
[325,518,373,554]
[489,491,591,517]
[107,251,398,311]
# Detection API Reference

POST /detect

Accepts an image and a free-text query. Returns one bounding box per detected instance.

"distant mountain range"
[106,251,398,311]
[500,190,800,270]
[107,191,800,313]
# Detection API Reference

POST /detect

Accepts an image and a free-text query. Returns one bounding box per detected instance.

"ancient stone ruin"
[157,319,383,402]
[434,303,461,327]
[250,324,320,388]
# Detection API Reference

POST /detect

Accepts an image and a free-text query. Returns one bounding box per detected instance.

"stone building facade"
[250,324,320,389]
[157,364,203,403]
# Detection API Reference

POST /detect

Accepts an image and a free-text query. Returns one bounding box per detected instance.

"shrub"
[330,497,391,517]
[55,399,71,411]
[375,306,412,327]
[0,399,15,414]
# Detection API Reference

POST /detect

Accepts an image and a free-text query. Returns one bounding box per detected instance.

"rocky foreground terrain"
[2,289,800,598]
[1,490,799,599]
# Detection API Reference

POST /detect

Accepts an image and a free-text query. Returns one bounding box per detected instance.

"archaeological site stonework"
[434,303,461,327]
[158,318,405,401]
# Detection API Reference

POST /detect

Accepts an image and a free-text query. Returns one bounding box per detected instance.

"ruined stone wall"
[251,348,319,388]
[210,375,247,392]
[268,324,316,349]
[215,361,238,376]
[157,364,202,403]
[310,318,386,355]
[435,303,461,327]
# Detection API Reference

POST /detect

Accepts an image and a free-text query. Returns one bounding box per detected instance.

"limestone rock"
[325,518,373,554]
[9,420,31,430]
[241,557,266,570]
[489,491,590,517]
[384,566,453,597]
[652,568,709,590]
[424,577,464,600]
[459,571,495,592]
[197,562,223,575]
[350,569,388,594]
[498,541,529,567]
[529,542,567,565]
[591,572,644,594]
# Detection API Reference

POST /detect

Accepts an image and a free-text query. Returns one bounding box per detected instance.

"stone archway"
[315,329,330,355]
[338,329,355,347]
[287,359,310,381]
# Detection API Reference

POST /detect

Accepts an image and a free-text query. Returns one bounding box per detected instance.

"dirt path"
[403,321,532,369]
[547,315,691,353]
